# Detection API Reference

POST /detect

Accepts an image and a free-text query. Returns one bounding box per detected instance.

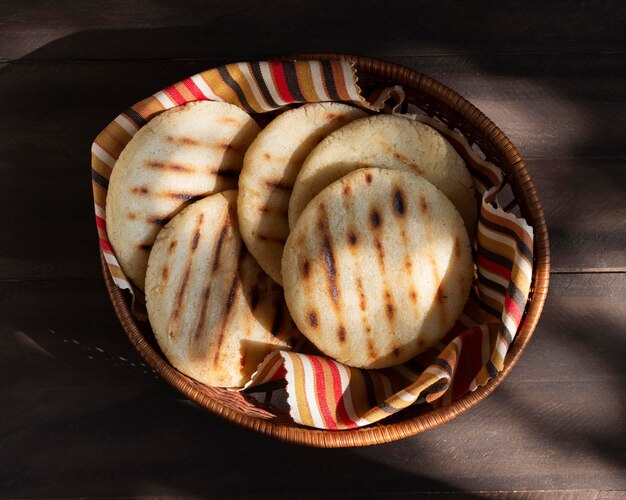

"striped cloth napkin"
[92,60,534,430]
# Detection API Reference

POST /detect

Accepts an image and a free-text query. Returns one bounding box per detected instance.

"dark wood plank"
[0,274,624,496]
[0,56,624,278]
[527,158,626,273]
[4,53,626,161]
[1,0,625,61]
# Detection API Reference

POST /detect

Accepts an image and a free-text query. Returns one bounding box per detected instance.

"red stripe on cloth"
[478,255,512,281]
[95,215,106,231]
[164,85,187,106]
[451,327,483,400]
[182,78,208,101]
[504,293,523,324]
[309,356,338,430]
[99,238,113,253]
[327,361,357,429]
[270,364,287,382]
[269,61,295,103]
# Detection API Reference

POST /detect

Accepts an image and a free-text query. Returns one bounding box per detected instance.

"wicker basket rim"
[100,53,550,448]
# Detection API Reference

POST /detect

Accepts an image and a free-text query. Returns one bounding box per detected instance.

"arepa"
[107,101,260,290]
[282,168,473,369]
[238,102,366,285]
[288,114,477,236]
[145,191,302,388]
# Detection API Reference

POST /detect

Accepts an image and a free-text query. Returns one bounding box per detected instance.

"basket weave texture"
[100,53,550,447]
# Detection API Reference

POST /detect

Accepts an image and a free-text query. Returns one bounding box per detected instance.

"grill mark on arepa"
[322,236,338,304]
[191,214,204,252]
[191,286,212,342]
[393,189,406,216]
[337,326,346,343]
[300,260,310,278]
[225,272,239,313]
[259,204,288,216]
[217,142,241,153]
[219,116,242,126]
[257,233,287,244]
[138,244,152,252]
[365,173,373,184]
[149,217,170,226]
[168,263,192,340]
[356,278,367,312]
[420,195,429,213]
[161,266,169,282]
[367,339,377,361]
[208,167,240,179]
[348,231,357,246]
[132,186,149,195]
[213,269,241,367]
[308,310,318,328]
[370,209,381,228]
[355,277,374,355]
[165,135,200,146]
[316,204,340,307]
[374,238,385,270]
[146,160,195,173]
[383,144,424,175]
[265,179,292,191]
[384,290,395,321]
[398,221,417,310]
[168,240,177,255]
[187,236,200,258]
[163,192,203,202]
[212,220,230,272]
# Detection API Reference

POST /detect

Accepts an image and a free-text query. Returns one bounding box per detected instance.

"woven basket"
[100,53,550,447]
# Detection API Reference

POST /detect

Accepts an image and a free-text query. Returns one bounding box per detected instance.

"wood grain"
[0,274,624,496]
[1,1,624,61]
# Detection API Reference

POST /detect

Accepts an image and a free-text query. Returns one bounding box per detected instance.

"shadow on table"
[1,6,625,495]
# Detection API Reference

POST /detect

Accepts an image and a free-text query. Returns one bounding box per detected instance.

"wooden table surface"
[1,1,625,497]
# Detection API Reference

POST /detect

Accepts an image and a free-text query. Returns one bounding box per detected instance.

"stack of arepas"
[106,100,475,388]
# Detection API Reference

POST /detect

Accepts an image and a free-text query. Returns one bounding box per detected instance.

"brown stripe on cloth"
[283,60,306,102]
[320,60,342,101]
[249,61,279,108]
[217,65,253,112]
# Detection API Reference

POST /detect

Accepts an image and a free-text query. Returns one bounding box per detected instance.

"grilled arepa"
[145,191,302,388]
[282,168,473,369]
[288,114,477,237]
[107,101,260,290]
[238,103,366,285]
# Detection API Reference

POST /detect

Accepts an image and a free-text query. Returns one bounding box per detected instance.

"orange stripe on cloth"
[207,66,245,108]
[481,207,534,258]
[227,64,264,112]
[131,95,167,123]
[287,354,316,427]
[293,61,320,102]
